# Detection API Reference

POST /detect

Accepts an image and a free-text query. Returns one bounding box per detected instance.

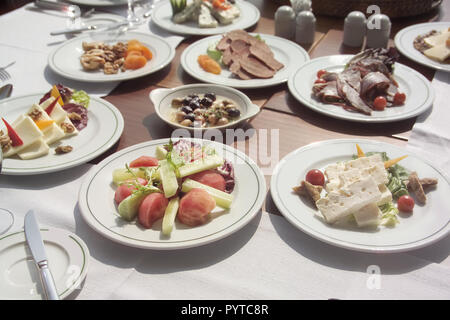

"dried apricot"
[124,54,147,70]
[198,55,221,75]
[140,46,153,60]
[125,50,143,58]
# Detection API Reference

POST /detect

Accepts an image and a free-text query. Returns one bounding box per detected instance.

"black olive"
[227,108,241,118]
[189,101,201,110]
[200,97,213,107]
[188,94,199,99]
[204,93,216,101]
[182,97,192,106]
[181,106,193,114]
[185,113,195,121]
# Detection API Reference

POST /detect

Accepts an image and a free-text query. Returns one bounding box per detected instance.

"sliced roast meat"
[336,76,372,115]
[216,36,231,51]
[339,68,361,93]
[316,81,342,103]
[360,71,390,101]
[230,39,249,54]
[222,47,233,66]
[249,45,284,71]
[239,56,276,78]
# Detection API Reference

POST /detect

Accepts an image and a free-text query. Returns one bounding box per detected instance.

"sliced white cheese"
[59,116,79,138]
[40,97,67,123]
[3,116,43,157]
[17,138,49,160]
[43,123,66,145]
[423,43,450,62]
[376,184,392,206]
[423,31,450,47]
[316,177,382,224]
[353,202,381,227]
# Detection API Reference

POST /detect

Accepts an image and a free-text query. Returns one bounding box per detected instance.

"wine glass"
[0,148,14,235]
[127,0,142,26]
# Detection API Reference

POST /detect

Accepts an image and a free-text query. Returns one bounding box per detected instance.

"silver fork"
[0,62,15,82]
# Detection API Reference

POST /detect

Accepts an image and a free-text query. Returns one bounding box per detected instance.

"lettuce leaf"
[71,90,90,108]
[379,202,399,227]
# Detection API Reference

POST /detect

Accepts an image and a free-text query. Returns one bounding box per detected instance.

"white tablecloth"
[0,2,184,97]
[1,165,449,300]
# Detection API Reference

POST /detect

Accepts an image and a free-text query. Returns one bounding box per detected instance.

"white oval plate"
[78,138,266,250]
[288,55,434,123]
[270,139,450,253]
[181,33,309,89]
[150,83,260,131]
[68,0,128,7]
[0,228,89,300]
[394,22,450,73]
[1,93,124,175]
[151,0,260,36]
[48,31,176,83]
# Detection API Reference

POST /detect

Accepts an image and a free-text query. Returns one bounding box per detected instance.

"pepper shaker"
[295,11,316,45]
[343,11,366,47]
[275,5,296,40]
[366,14,391,48]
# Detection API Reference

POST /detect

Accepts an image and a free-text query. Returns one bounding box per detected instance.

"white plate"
[150,83,260,131]
[78,138,266,250]
[48,31,176,83]
[181,33,310,89]
[68,0,128,6]
[270,139,450,253]
[288,55,434,123]
[394,22,450,72]
[0,228,89,300]
[1,93,124,175]
[151,0,260,36]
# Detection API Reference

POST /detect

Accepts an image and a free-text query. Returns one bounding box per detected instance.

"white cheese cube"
[17,138,49,160]
[3,116,43,157]
[198,4,218,28]
[316,177,382,224]
[376,184,392,206]
[353,202,381,227]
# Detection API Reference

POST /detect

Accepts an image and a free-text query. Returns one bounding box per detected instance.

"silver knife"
[50,21,129,35]
[24,210,59,300]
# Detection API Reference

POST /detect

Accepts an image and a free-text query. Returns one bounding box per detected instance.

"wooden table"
[2,0,448,215]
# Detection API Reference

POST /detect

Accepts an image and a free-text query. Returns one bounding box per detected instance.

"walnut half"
[55,145,73,154]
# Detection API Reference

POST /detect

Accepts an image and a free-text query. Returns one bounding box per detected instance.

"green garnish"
[71,90,90,108]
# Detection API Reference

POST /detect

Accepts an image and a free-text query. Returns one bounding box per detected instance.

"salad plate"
[0,227,89,300]
[78,138,266,250]
[181,33,309,89]
[151,0,260,36]
[270,139,450,253]
[1,92,124,175]
[48,31,175,83]
[288,54,434,123]
[394,22,450,72]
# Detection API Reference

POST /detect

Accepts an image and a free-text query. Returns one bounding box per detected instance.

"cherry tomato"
[317,69,327,78]
[394,92,406,105]
[373,96,387,111]
[305,169,325,186]
[397,195,415,213]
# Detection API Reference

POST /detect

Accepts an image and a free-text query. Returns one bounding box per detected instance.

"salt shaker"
[295,11,316,45]
[275,6,296,40]
[343,11,366,47]
[290,0,312,15]
[366,14,391,48]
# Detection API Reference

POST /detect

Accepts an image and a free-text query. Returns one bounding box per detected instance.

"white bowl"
[149,84,260,131]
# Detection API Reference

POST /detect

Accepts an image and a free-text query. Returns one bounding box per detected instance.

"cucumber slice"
[117,192,147,221]
[178,155,224,178]
[162,197,180,236]
[159,160,178,198]
[155,145,168,160]
[207,41,222,62]
[181,179,233,209]
[112,167,147,185]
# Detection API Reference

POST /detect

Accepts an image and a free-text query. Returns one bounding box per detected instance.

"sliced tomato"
[129,156,159,168]
[2,118,23,147]
[394,92,406,105]
[317,69,327,78]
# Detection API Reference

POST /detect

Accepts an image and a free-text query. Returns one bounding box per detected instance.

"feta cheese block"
[353,203,381,227]
[198,3,218,28]
[376,184,392,206]
[3,116,43,157]
[17,138,50,160]
[316,177,382,224]
[211,4,240,25]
